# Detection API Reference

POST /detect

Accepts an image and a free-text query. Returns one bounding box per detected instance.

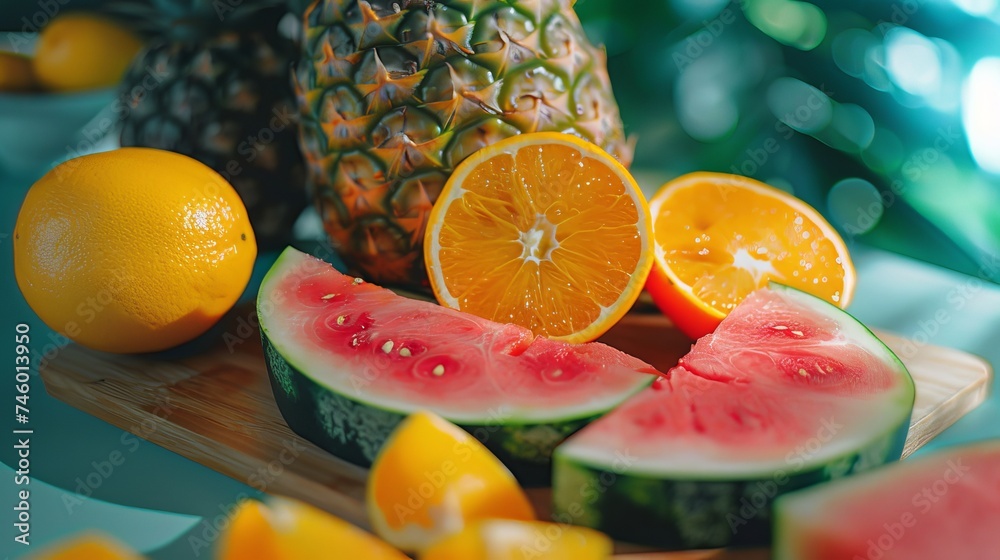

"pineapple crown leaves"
[107,0,292,41]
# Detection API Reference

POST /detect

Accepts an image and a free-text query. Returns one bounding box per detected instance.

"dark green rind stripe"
[550,420,910,549]
[262,333,405,464]
[262,332,604,486]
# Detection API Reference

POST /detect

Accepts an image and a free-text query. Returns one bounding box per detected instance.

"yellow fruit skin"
[13,148,257,354]
[217,501,283,560]
[421,520,613,560]
[368,411,535,554]
[417,524,486,560]
[27,532,144,560]
[0,52,37,92]
[218,498,407,560]
[33,13,143,92]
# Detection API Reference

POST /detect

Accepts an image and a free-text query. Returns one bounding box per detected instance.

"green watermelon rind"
[257,248,653,485]
[551,418,909,549]
[262,332,611,484]
[551,283,916,549]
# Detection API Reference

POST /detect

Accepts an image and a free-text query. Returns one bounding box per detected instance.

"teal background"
[2,0,1000,557]
[1,1,104,31]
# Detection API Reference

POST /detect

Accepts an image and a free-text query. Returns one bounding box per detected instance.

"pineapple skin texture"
[297,0,632,287]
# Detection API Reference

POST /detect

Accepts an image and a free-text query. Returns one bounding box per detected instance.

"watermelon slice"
[257,247,658,484]
[774,440,1000,559]
[552,284,915,549]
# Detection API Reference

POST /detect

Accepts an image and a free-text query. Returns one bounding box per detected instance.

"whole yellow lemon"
[33,13,143,92]
[14,148,257,353]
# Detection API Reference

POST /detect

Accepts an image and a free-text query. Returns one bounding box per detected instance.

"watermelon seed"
[321,293,337,300]
[772,325,788,330]
[353,277,364,285]
[432,364,445,376]
[791,330,804,336]
[399,347,412,357]
[552,369,563,377]
[351,336,360,347]
[382,340,394,353]
[798,368,809,377]
[336,315,347,325]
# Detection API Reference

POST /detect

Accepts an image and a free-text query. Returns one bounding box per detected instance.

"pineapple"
[118,1,307,249]
[296,0,631,286]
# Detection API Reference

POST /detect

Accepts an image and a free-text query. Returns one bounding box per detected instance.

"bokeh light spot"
[963,57,1000,175]
[766,77,833,134]
[828,178,883,235]
[743,0,827,50]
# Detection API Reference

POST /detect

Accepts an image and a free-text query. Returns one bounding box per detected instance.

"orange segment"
[27,533,144,560]
[424,132,653,343]
[218,497,407,560]
[367,411,535,553]
[420,519,613,560]
[217,500,283,560]
[647,172,855,339]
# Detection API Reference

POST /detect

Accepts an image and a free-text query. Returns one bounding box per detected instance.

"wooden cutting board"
[39,308,991,558]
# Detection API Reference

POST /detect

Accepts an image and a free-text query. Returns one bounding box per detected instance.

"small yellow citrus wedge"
[421,519,613,560]
[367,411,536,553]
[218,497,406,560]
[27,532,144,560]
[216,500,282,560]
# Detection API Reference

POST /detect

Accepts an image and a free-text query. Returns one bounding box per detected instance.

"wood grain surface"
[39,308,992,558]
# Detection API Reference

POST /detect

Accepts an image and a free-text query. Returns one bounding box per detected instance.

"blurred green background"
[4,0,999,281]
[570,0,1000,282]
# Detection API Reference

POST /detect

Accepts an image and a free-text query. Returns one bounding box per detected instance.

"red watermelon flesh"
[680,288,898,393]
[262,248,659,423]
[774,440,1000,560]
[557,285,914,474]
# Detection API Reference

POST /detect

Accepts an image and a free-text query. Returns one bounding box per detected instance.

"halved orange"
[647,172,855,339]
[424,132,653,343]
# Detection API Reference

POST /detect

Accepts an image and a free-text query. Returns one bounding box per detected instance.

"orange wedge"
[647,172,855,339]
[27,533,144,560]
[424,132,653,343]
[367,411,535,554]
[218,497,407,560]
[420,519,613,560]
